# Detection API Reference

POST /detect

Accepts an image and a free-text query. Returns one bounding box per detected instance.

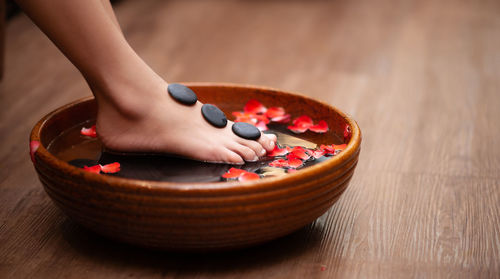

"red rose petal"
[266,107,285,118]
[270,114,291,123]
[267,145,290,157]
[288,115,313,133]
[290,146,311,160]
[232,111,246,118]
[234,115,258,124]
[100,162,121,173]
[253,114,270,124]
[310,149,326,159]
[320,144,336,154]
[222,167,247,178]
[286,155,304,168]
[29,140,40,163]
[344,124,351,142]
[269,158,289,168]
[292,115,313,126]
[309,120,329,133]
[233,111,268,125]
[83,165,102,173]
[81,125,97,138]
[255,121,268,131]
[238,172,260,182]
[244,99,267,114]
[287,124,309,133]
[334,144,347,151]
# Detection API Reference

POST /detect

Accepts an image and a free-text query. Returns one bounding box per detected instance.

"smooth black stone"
[167,83,197,105]
[232,122,261,140]
[201,104,227,128]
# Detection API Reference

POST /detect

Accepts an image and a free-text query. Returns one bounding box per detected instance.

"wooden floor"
[1,0,500,277]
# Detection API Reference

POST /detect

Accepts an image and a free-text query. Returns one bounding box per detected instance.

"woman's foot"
[91,64,276,164]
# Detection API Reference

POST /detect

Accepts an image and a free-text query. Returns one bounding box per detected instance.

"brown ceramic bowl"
[30,83,361,251]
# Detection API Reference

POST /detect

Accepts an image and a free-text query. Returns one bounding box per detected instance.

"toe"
[229,143,259,162]
[237,138,266,157]
[222,149,245,165]
[258,133,277,152]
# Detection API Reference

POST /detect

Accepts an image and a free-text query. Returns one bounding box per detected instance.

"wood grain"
[1,0,499,277]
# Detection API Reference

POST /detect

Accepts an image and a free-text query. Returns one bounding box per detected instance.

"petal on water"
[81,125,97,138]
[244,99,267,114]
[238,172,260,182]
[286,155,304,168]
[100,162,121,173]
[29,140,40,163]
[269,159,289,168]
[267,145,290,157]
[290,146,311,160]
[310,149,326,159]
[292,115,313,126]
[270,114,291,123]
[309,120,329,133]
[83,165,102,173]
[344,124,351,142]
[320,144,336,154]
[255,121,268,131]
[334,144,347,151]
[287,124,310,133]
[288,115,313,133]
[222,167,247,178]
[266,107,285,118]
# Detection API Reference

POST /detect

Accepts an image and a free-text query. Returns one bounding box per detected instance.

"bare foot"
[90,64,276,164]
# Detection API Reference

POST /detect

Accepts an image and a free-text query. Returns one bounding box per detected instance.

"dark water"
[48,121,339,182]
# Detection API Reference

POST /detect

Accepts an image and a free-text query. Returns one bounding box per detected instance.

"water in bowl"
[47,120,343,182]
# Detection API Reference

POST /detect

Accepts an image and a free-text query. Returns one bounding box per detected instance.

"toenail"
[260,149,266,156]
[270,141,275,149]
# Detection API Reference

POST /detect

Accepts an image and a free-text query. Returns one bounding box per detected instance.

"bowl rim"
[30,82,361,193]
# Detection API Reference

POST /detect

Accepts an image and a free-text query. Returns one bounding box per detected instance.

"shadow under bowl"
[30,83,361,251]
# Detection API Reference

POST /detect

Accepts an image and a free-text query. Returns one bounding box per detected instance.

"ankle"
[87,62,168,120]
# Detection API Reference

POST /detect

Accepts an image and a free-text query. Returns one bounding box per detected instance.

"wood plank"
[1,0,499,277]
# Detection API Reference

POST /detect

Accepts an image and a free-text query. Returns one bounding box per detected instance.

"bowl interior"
[34,83,358,186]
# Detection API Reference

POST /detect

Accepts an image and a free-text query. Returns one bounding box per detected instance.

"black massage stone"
[232,122,261,140]
[201,104,227,128]
[167,83,198,105]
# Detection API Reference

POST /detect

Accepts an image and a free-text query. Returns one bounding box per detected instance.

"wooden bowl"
[30,83,361,251]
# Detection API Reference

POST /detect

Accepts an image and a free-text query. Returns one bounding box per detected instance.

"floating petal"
[29,140,40,163]
[269,159,289,168]
[344,124,351,142]
[270,114,291,123]
[286,155,304,168]
[288,115,313,133]
[238,172,260,182]
[81,125,97,138]
[255,121,268,131]
[290,146,311,160]
[244,99,267,114]
[267,145,290,157]
[310,149,326,159]
[100,162,121,173]
[309,120,329,133]
[292,115,313,126]
[83,165,101,173]
[334,144,347,152]
[266,107,290,123]
[222,167,247,178]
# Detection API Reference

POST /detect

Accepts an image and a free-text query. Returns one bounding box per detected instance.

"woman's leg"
[16,0,275,164]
